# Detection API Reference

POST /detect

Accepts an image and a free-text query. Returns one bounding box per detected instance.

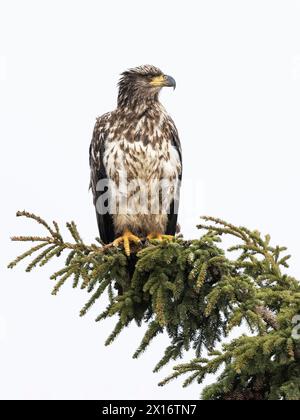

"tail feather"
[114,253,137,295]
[128,253,137,280]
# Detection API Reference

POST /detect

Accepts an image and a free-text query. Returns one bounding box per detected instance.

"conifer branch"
[255,305,279,331]
[8,211,300,400]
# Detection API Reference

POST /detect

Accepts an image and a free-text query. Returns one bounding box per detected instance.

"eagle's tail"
[127,253,137,280]
[114,253,137,295]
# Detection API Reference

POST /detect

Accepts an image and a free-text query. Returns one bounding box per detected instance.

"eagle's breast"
[102,107,181,235]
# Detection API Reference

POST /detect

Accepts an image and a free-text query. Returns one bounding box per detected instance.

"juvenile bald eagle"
[89,65,182,255]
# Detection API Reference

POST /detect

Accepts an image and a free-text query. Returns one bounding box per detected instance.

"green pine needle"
[8,211,300,400]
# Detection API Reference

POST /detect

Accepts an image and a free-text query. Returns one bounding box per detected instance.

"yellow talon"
[147,233,175,241]
[113,229,141,256]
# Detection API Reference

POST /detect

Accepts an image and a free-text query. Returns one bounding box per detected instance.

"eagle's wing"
[89,114,115,244]
[165,118,182,236]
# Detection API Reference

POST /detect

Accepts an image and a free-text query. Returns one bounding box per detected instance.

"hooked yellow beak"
[150,74,176,89]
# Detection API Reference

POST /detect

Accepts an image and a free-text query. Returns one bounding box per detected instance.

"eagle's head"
[117,64,176,108]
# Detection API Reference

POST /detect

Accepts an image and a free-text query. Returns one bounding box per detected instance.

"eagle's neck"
[120,100,163,120]
[117,91,161,118]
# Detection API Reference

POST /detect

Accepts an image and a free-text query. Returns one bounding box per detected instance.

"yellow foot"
[147,233,175,241]
[113,230,141,256]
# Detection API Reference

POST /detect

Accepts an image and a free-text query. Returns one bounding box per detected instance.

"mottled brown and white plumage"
[89,65,182,251]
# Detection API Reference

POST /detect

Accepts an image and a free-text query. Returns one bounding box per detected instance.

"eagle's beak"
[150,74,176,90]
[164,75,176,89]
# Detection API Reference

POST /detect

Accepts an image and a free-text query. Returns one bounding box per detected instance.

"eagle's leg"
[147,233,174,241]
[113,229,141,256]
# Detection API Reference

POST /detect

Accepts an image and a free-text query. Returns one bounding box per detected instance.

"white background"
[1,0,300,400]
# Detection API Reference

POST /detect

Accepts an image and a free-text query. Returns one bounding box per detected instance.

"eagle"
[89,65,182,256]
